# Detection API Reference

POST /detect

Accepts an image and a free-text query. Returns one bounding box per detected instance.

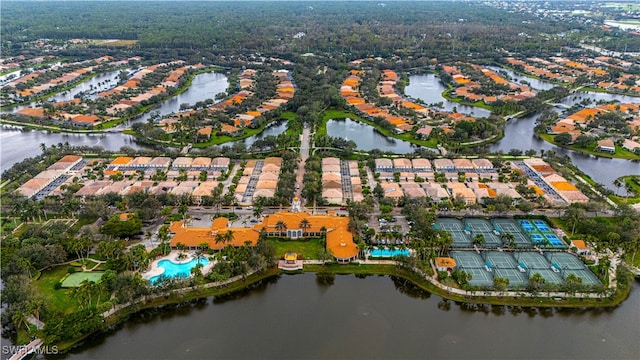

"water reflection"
[242,120,288,148]
[134,72,228,123]
[326,118,418,153]
[0,126,151,173]
[62,274,639,360]
[405,74,491,117]
[486,66,556,91]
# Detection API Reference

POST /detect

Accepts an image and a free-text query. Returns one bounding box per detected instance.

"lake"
[65,273,640,360]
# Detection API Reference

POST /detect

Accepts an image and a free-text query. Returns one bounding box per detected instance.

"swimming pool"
[534,220,551,232]
[149,257,210,284]
[369,248,410,257]
[545,234,564,247]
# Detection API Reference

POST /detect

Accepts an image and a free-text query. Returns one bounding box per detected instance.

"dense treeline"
[2,1,576,60]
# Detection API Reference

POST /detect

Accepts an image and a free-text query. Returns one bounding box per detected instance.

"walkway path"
[8,339,43,360]
[294,124,311,206]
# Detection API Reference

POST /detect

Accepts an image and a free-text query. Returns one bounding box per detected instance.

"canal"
[65,273,639,360]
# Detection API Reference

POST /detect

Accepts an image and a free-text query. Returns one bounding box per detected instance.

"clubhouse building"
[169,211,359,263]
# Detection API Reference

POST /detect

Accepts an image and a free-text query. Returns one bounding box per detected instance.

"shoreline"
[40,261,631,354]
[537,132,640,161]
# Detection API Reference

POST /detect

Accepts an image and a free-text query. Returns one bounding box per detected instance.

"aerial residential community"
[1,1,639,359]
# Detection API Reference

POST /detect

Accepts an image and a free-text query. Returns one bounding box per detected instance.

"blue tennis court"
[545,234,564,247]
[519,220,535,232]
[534,220,551,232]
[530,233,544,244]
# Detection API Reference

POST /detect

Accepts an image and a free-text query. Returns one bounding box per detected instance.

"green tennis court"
[61,272,105,288]
[514,252,549,270]
[437,218,470,246]
[465,218,501,247]
[493,219,533,247]
[562,269,601,286]
[546,253,585,270]
[463,267,494,287]
[494,268,528,287]
[528,269,563,284]
[451,251,484,268]
[485,251,518,269]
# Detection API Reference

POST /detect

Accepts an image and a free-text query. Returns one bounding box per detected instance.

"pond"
[326,118,418,153]
[405,74,491,118]
[134,71,228,123]
[242,120,289,148]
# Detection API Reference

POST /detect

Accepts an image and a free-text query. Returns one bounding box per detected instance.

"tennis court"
[493,219,533,248]
[528,269,563,284]
[514,252,550,270]
[545,234,565,247]
[463,267,494,287]
[464,218,493,233]
[494,268,528,287]
[493,219,520,233]
[437,218,471,247]
[519,220,535,232]
[485,251,518,269]
[465,218,502,248]
[530,233,544,244]
[563,269,601,286]
[546,252,587,270]
[61,272,105,288]
[451,251,495,287]
[533,220,551,233]
[451,251,484,268]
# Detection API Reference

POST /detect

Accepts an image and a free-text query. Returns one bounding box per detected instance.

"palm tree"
[275,220,287,237]
[613,178,622,196]
[501,233,516,249]
[253,204,264,218]
[215,232,225,245]
[17,257,33,278]
[473,234,486,247]
[320,226,327,239]
[224,230,235,244]
[11,310,29,332]
[27,298,44,322]
[624,182,634,203]
[299,218,311,236]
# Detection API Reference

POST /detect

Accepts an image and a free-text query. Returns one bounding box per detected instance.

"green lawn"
[267,237,324,259]
[35,266,82,315]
